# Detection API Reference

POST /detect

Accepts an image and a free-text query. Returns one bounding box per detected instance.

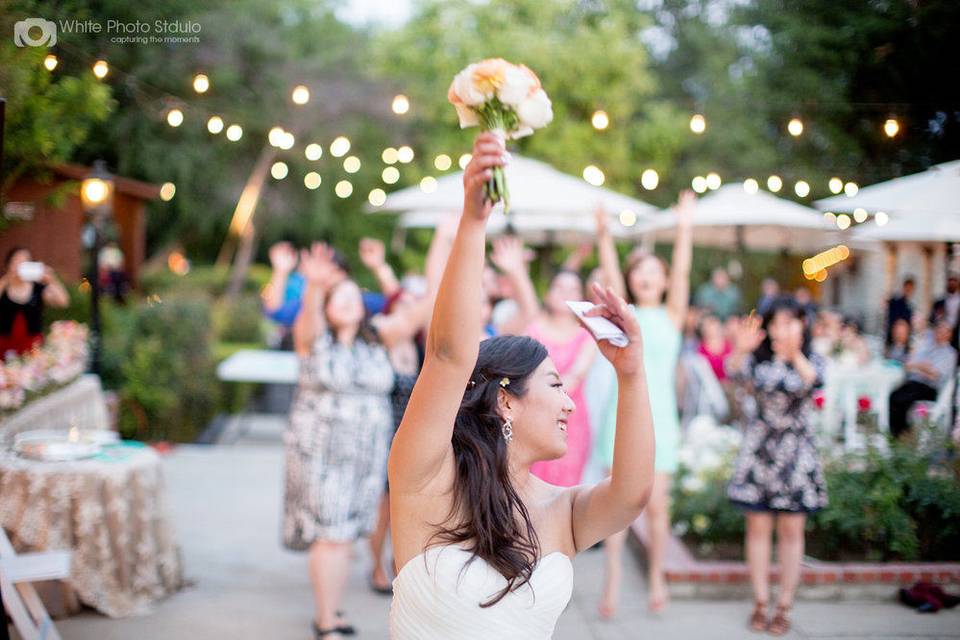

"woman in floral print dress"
[727,297,828,636]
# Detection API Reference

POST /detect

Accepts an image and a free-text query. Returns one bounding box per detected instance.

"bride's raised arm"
[388,132,507,493]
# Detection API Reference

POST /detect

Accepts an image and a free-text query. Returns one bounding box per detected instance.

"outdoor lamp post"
[80,160,113,376]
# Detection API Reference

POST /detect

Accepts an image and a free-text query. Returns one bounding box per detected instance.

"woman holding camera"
[0,247,69,358]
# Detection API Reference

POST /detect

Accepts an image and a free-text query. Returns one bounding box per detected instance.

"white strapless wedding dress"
[390,545,574,639]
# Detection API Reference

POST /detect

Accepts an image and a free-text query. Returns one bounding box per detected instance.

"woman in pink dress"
[525,271,597,486]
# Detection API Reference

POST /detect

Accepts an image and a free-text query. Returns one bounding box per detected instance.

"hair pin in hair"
[499,377,511,388]
[467,380,477,389]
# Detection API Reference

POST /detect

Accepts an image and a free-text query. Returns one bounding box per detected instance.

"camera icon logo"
[14,18,57,47]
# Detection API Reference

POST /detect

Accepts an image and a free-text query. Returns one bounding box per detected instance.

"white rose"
[453,103,479,129]
[516,89,553,130]
[497,64,535,107]
[450,65,485,106]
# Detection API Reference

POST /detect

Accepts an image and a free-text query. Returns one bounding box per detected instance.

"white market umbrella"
[815,159,960,217]
[370,155,656,243]
[852,210,960,243]
[640,183,852,253]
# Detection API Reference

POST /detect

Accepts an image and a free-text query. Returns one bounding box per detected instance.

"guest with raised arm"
[595,191,694,616]
[284,241,424,639]
[388,132,655,639]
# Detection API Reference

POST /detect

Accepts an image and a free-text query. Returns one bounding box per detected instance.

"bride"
[388,132,656,639]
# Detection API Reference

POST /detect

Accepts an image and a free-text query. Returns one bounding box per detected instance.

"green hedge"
[672,436,960,562]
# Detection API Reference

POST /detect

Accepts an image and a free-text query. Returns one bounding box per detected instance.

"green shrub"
[116,296,220,442]
[672,436,960,562]
[213,294,265,344]
[140,263,271,298]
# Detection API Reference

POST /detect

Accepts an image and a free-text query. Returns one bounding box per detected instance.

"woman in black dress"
[0,247,70,358]
[727,298,827,636]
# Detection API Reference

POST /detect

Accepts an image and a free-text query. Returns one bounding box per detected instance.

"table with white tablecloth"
[0,375,110,443]
[0,441,182,617]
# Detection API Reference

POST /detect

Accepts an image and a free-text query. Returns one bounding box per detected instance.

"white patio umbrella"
[370,155,656,243]
[815,159,960,217]
[639,183,851,253]
[852,210,960,243]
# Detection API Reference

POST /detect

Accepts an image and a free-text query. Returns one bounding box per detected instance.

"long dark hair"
[753,296,812,363]
[431,335,549,607]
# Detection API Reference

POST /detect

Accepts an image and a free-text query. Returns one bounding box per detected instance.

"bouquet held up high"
[448,58,553,213]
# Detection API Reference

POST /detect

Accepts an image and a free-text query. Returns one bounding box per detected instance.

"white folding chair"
[0,528,70,640]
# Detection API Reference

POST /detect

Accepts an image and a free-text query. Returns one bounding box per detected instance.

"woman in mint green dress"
[594,191,694,617]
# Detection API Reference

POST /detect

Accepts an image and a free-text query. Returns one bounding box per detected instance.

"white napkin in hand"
[566,301,629,347]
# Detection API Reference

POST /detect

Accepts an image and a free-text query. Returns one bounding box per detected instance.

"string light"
[291,85,310,105]
[330,136,351,157]
[92,59,109,79]
[641,169,659,190]
[335,180,353,198]
[690,114,706,134]
[814,270,828,283]
[368,188,387,206]
[691,176,707,193]
[382,166,400,184]
[43,54,57,71]
[802,245,850,276]
[207,116,224,134]
[794,180,810,197]
[844,182,859,197]
[787,117,803,137]
[382,147,399,164]
[619,209,637,227]
[836,214,851,230]
[743,178,759,194]
[159,182,176,201]
[166,108,184,127]
[268,127,286,147]
[434,154,452,171]
[458,153,472,169]
[823,212,837,224]
[875,211,889,226]
[279,132,295,150]
[706,172,721,190]
[884,118,899,138]
[420,176,438,193]
[304,172,322,189]
[392,95,410,114]
[767,175,783,192]
[343,156,361,173]
[193,73,209,94]
[828,177,843,194]
[397,145,415,163]
[591,110,609,130]
[271,162,288,180]
[583,165,605,186]
[305,143,323,160]
[853,207,868,223]
[226,124,243,141]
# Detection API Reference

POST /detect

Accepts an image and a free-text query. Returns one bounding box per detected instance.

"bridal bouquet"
[448,58,553,212]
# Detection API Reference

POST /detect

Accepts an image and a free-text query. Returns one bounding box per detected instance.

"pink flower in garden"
[916,404,929,419]
[857,395,872,413]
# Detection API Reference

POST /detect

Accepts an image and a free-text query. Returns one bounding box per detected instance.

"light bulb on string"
[458,154,472,169]
[592,110,609,130]
[794,180,810,198]
[43,54,58,71]
[691,176,707,193]
[159,183,176,201]
[305,144,323,161]
[875,211,889,227]
[884,118,899,138]
[92,59,109,79]
[335,180,353,198]
[397,146,415,163]
[392,95,410,115]
[226,125,243,141]
[705,172,721,190]
[583,165,605,186]
[420,177,438,193]
[836,214,851,230]
[343,156,361,173]
[435,154,452,171]
[619,209,637,227]
[853,208,868,223]
[268,127,285,147]
[382,148,398,164]
[304,172,321,190]
[271,162,288,180]
[382,166,400,184]
[292,85,310,105]
[193,74,209,94]
[844,182,859,197]
[330,136,351,157]
[279,132,295,150]
[207,116,224,134]
[743,178,759,194]
[828,177,843,194]
[641,169,659,190]
[368,189,387,206]
[767,175,783,192]
[690,114,706,134]
[787,117,804,137]
[166,109,184,127]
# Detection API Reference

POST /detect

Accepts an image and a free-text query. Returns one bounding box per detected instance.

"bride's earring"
[502,418,513,443]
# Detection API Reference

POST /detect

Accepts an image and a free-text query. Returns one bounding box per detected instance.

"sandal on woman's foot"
[748,601,768,633]
[333,611,356,636]
[370,574,393,596]
[311,623,344,639]
[768,604,791,636]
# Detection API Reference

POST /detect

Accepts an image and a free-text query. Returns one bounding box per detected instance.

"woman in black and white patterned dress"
[285,243,422,640]
[726,297,827,636]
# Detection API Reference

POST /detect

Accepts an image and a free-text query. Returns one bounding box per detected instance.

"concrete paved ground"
[57,419,960,639]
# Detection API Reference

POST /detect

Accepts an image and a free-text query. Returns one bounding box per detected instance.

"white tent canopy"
[638,183,852,253]
[852,210,960,243]
[370,155,657,243]
[815,159,960,217]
